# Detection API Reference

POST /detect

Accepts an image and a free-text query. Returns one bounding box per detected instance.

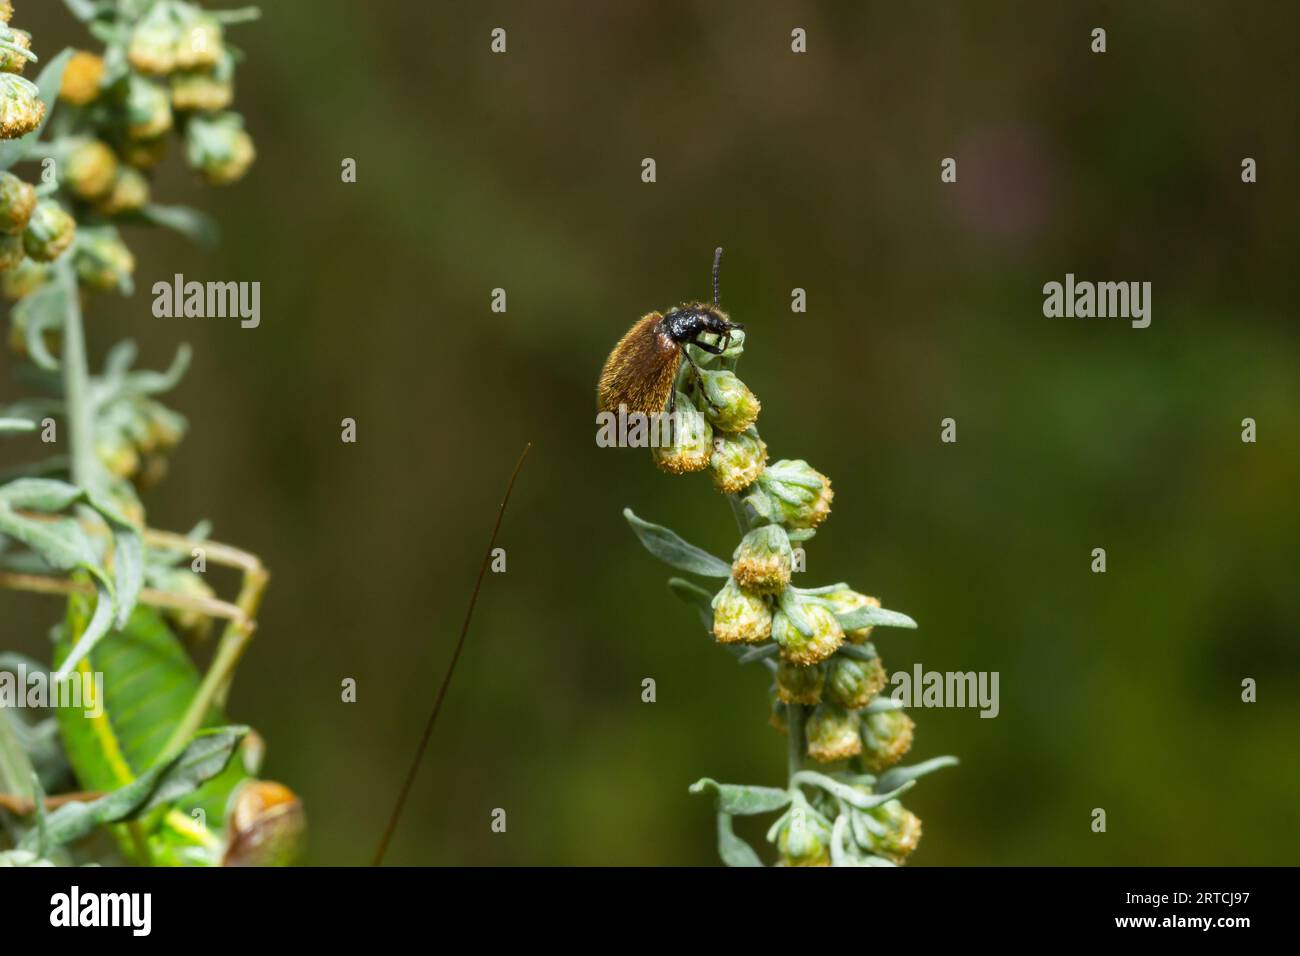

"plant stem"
[57,263,96,492]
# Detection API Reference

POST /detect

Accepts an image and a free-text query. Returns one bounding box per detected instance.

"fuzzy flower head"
[775,660,824,706]
[74,226,135,294]
[710,578,771,645]
[824,589,881,644]
[698,368,760,433]
[772,595,844,665]
[0,171,35,233]
[59,51,105,106]
[860,708,915,772]
[22,201,75,262]
[0,72,44,139]
[652,394,712,474]
[731,524,792,594]
[709,427,766,494]
[760,459,833,530]
[64,139,120,200]
[186,112,255,185]
[125,77,174,140]
[97,167,152,217]
[805,702,862,763]
[0,28,31,74]
[774,804,832,867]
[860,799,923,864]
[0,230,21,271]
[171,66,233,113]
[825,654,887,710]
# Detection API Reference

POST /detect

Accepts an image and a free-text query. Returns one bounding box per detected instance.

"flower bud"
[128,7,182,75]
[96,434,140,479]
[859,799,923,864]
[775,805,831,867]
[760,459,833,529]
[0,171,34,233]
[0,29,31,75]
[825,654,887,710]
[222,780,307,867]
[175,14,224,71]
[64,139,119,200]
[22,201,75,262]
[0,72,44,139]
[120,135,169,170]
[186,112,255,185]
[710,578,771,645]
[74,226,135,294]
[144,402,187,451]
[59,51,105,106]
[125,77,174,140]
[652,396,711,474]
[805,702,862,763]
[775,660,824,705]
[772,599,843,666]
[96,167,151,217]
[731,524,791,594]
[824,589,881,644]
[0,2,11,24]
[709,427,766,494]
[170,67,233,112]
[2,257,48,299]
[860,709,914,772]
[698,369,760,433]
[0,229,21,273]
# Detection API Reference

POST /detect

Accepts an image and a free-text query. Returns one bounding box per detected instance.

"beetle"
[597,247,744,418]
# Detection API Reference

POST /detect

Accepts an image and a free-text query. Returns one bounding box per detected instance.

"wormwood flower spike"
[620,249,956,866]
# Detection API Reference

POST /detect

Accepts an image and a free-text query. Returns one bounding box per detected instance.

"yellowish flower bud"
[710,578,772,645]
[0,171,33,232]
[96,167,152,217]
[22,201,75,262]
[74,226,135,294]
[860,799,923,863]
[823,589,880,644]
[805,702,862,763]
[0,229,21,271]
[59,51,105,105]
[860,709,914,772]
[698,368,760,433]
[731,524,792,594]
[125,77,174,140]
[120,135,169,170]
[772,600,843,666]
[775,805,831,867]
[186,112,255,185]
[825,654,887,709]
[175,14,224,71]
[0,72,44,139]
[760,459,833,529]
[775,660,824,705]
[170,68,233,112]
[64,139,119,200]
[2,256,48,299]
[652,397,712,474]
[0,29,31,75]
[709,427,766,494]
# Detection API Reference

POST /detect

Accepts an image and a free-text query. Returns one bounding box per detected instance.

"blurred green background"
[3,1,1297,865]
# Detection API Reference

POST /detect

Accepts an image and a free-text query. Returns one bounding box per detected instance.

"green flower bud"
[222,780,307,867]
[0,171,35,232]
[97,434,140,479]
[2,256,48,299]
[175,14,224,71]
[760,459,833,529]
[805,702,862,763]
[22,201,75,262]
[0,2,11,25]
[121,135,169,170]
[0,29,31,75]
[0,230,22,271]
[145,402,187,451]
[825,654,887,709]
[186,112,255,185]
[859,799,923,864]
[59,51,105,106]
[860,708,915,772]
[652,396,711,474]
[824,589,881,643]
[96,167,151,217]
[0,72,44,139]
[125,77,174,140]
[710,578,772,645]
[64,139,119,200]
[128,6,183,75]
[772,599,843,666]
[74,226,135,294]
[170,67,233,112]
[775,804,831,867]
[775,660,824,705]
[709,427,766,494]
[731,524,792,594]
[698,368,760,433]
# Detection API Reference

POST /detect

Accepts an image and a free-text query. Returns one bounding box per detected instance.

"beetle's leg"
[680,346,721,410]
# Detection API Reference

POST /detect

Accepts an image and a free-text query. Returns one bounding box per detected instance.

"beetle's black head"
[661,304,743,344]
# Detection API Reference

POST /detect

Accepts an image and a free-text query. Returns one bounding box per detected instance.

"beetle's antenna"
[712,247,723,307]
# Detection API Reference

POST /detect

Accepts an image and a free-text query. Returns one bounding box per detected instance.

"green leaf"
[0,48,74,172]
[689,777,792,815]
[875,756,959,795]
[834,604,917,631]
[667,577,714,632]
[0,418,36,434]
[835,642,878,662]
[716,812,763,867]
[20,726,247,852]
[137,204,219,247]
[623,508,731,577]
[790,769,915,810]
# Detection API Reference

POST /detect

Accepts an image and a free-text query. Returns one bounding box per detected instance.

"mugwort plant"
[621,250,956,866]
[0,0,302,866]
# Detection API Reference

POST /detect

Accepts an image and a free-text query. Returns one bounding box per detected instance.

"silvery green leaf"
[137,204,219,247]
[832,813,879,866]
[690,777,792,815]
[623,509,731,577]
[792,583,849,596]
[0,849,56,867]
[0,419,35,434]
[863,696,903,714]
[737,643,778,664]
[777,588,816,636]
[667,577,714,632]
[716,812,763,867]
[0,505,101,571]
[0,49,74,172]
[834,604,917,631]
[875,756,959,795]
[20,727,247,852]
[791,769,915,810]
[835,642,878,662]
[0,478,83,511]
